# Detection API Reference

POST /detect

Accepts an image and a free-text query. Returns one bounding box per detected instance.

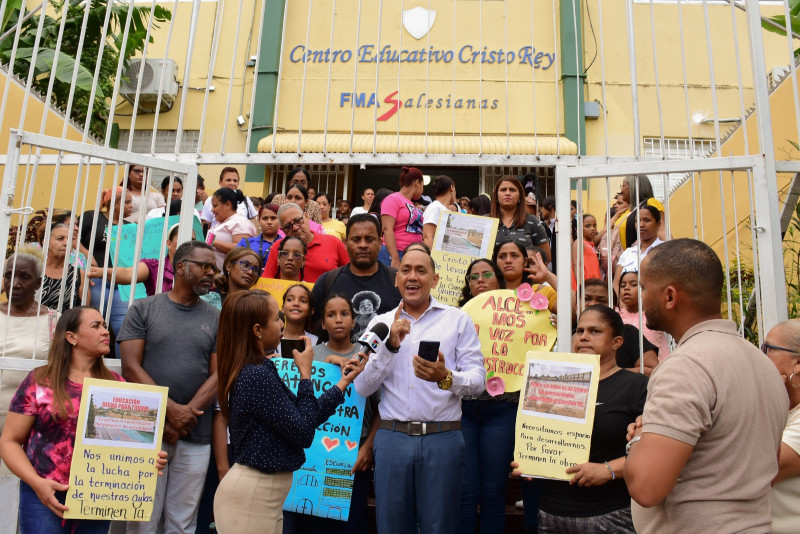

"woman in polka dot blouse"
[212,289,367,534]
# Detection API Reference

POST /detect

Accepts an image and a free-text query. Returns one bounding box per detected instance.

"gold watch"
[438,369,453,390]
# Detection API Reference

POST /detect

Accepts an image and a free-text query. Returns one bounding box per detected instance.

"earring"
[791,372,800,389]
[256,334,262,340]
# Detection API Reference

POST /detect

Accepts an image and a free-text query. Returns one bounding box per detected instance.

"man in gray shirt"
[119,240,220,534]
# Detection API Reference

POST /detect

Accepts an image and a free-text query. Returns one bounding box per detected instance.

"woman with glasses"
[456,258,512,534]
[275,237,307,282]
[763,320,800,534]
[207,188,257,271]
[201,247,262,310]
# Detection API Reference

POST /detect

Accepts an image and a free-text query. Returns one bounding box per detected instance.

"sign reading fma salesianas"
[276,358,366,522]
[64,379,168,521]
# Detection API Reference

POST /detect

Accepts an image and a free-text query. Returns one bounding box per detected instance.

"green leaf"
[32,48,101,95]
[2,0,22,33]
[762,14,800,38]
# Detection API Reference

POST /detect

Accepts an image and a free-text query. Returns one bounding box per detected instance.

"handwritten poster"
[430,212,498,306]
[107,215,203,301]
[273,358,366,521]
[463,289,557,392]
[64,379,168,521]
[514,352,600,480]
[253,278,315,307]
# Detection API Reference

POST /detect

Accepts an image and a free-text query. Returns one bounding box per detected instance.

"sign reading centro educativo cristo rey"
[281,5,557,123]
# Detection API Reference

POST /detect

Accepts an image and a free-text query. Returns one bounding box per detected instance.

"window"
[642,137,716,200]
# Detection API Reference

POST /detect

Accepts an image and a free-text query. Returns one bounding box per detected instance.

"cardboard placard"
[64,379,168,521]
[107,215,204,301]
[514,352,600,480]
[462,289,557,392]
[253,278,315,308]
[274,358,366,522]
[430,212,498,306]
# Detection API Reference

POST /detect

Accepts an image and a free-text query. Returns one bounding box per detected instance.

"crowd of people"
[0,164,797,534]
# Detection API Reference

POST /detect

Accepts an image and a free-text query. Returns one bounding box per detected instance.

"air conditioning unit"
[120,58,179,112]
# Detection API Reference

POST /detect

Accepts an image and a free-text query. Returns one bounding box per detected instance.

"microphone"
[344,323,390,376]
[356,322,390,356]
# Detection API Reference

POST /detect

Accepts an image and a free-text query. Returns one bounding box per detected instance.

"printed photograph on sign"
[81,386,162,449]
[521,361,593,423]
[433,212,495,258]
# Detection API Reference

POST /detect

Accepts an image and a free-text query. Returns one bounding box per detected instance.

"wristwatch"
[385,339,400,353]
[438,369,453,390]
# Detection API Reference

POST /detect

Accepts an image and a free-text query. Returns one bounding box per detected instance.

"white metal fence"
[0,0,798,528]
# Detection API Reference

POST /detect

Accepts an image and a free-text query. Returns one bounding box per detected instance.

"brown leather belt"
[380,420,461,436]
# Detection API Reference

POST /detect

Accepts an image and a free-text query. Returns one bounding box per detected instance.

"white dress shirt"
[354,297,485,422]
[617,237,664,273]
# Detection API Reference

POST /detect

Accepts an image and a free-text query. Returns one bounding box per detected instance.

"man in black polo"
[312,213,402,339]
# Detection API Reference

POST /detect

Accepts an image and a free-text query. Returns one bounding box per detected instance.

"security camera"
[236,115,246,126]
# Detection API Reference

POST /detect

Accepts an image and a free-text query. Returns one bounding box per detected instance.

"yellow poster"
[430,212,498,306]
[253,278,315,307]
[64,379,168,521]
[462,289,556,392]
[514,352,600,480]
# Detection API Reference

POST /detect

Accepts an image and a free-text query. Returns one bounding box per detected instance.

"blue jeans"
[19,481,110,534]
[89,278,127,356]
[377,246,405,267]
[373,428,465,534]
[457,400,517,534]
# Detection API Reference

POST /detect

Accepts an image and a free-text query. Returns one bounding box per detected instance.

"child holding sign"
[0,307,167,534]
[284,294,380,533]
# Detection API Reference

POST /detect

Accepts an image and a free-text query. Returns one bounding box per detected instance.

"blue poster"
[107,215,203,301]
[274,358,366,522]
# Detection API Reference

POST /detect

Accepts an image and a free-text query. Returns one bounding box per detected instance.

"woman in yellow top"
[612,175,666,255]
[315,193,346,241]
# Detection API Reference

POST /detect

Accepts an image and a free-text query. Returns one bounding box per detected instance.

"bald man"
[624,239,788,533]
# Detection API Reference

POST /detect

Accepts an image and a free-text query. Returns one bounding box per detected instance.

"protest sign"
[253,278,315,307]
[274,358,366,521]
[462,289,557,393]
[107,215,203,301]
[430,212,498,306]
[514,352,600,480]
[64,379,168,521]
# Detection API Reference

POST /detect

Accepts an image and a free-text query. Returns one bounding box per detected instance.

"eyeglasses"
[468,272,496,282]
[761,342,799,355]
[281,216,305,233]
[182,259,220,275]
[278,251,305,260]
[232,260,259,273]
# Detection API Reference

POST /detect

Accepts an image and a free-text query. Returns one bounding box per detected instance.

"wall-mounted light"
[692,112,742,125]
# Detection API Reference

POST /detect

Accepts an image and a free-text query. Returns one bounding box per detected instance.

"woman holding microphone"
[213,290,367,534]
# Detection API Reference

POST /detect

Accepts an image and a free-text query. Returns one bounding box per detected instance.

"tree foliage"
[0,0,171,139]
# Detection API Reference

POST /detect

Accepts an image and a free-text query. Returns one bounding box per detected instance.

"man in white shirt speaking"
[354,247,485,534]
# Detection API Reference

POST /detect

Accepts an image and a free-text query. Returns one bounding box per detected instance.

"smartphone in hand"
[281,338,305,357]
[417,340,440,362]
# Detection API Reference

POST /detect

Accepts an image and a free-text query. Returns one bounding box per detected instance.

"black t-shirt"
[616,324,659,368]
[79,210,111,267]
[540,369,648,517]
[495,214,549,251]
[311,263,402,340]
